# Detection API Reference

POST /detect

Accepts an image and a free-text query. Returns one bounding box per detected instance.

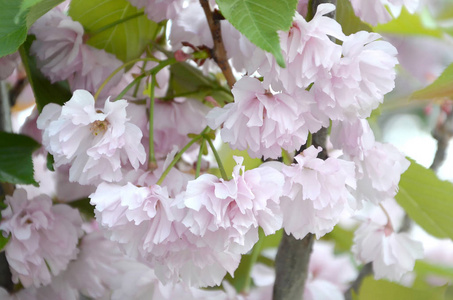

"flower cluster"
[0,0,431,298]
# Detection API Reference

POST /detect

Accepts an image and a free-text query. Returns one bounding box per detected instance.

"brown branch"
[199,0,236,89]
[430,110,453,172]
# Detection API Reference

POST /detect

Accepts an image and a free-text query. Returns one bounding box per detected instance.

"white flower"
[37,89,146,185]
[352,219,424,281]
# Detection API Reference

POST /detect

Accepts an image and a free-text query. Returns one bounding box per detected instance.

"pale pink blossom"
[249,5,345,93]
[207,76,327,159]
[30,10,84,83]
[313,31,398,120]
[68,46,123,96]
[127,0,184,22]
[0,189,83,288]
[353,142,410,205]
[37,90,146,185]
[279,146,356,239]
[90,182,240,287]
[350,0,419,25]
[304,242,357,300]
[154,98,209,158]
[330,119,375,159]
[352,219,424,281]
[183,156,284,255]
[0,52,20,80]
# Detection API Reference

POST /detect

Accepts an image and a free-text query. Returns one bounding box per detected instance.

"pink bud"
[174,50,190,62]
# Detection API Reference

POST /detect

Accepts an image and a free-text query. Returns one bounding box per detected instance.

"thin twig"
[199,0,236,89]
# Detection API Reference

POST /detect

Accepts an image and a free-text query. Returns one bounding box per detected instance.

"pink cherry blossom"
[183,156,284,255]
[313,31,398,120]
[154,98,210,158]
[207,76,327,159]
[279,146,356,239]
[37,90,146,185]
[350,0,419,26]
[352,219,424,281]
[68,46,123,96]
[330,119,375,159]
[30,10,84,83]
[249,4,345,93]
[90,182,241,287]
[0,189,83,288]
[353,142,410,205]
[127,0,184,22]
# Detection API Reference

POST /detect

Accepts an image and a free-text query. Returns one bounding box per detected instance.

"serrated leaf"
[216,0,297,68]
[336,0,372,35]
[358,276,445,300]
[395,158,453,239]
[374,8,443,38]
[0,132,40,186]
[69,0,158,62]
[0,0,28,57]
[20,35,72,112]
[411,63,453,100]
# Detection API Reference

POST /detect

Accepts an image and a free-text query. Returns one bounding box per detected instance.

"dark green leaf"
[68,198,95,219]
[216,0,298,68]
[0,132,40,186]
[19,35,72,112]
[395,158,453,240]
[0,0,28,57]
[0,234,10,252]
[46,153,55,172]
[69,0,158,62]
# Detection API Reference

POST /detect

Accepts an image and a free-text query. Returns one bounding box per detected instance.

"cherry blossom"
[37,89,146,185]
[0,189,83,287]
[352,219,424,281]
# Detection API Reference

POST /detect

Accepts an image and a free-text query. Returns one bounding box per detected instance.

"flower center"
[90,120,109,136]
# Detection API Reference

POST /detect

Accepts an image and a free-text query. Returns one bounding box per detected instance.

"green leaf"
[374,8,443,38]
[68,198,95,219]
[46,153,55,172]
[20,35,72,112]
[25,0,65,28]
[69,0,158,62]
[168,62,233,106]
[216,0,297,68]
[0,0,28,57]
[395,158,453,239]
[0,132,40,186]
[411,63,453,100]
[0,234,10,252]
[415,260,453,281]
[358,276,445,300]
[324,225,355,252]
[336,0,372,35]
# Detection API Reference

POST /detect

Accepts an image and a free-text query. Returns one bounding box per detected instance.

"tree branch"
[199,0,236,89]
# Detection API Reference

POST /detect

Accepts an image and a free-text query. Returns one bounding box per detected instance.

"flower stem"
[243,228,264,293]
[148,74,157,170]
[195,140,205,178]
[95,58,158,101]
[205,138,228,180]
[306,132,313,148]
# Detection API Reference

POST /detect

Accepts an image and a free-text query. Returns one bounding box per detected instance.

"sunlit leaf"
[69,0,158,62]
[358,276,445,300]
[395,158,453,240]
[0,0,27,57]
[336,0,372,35]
